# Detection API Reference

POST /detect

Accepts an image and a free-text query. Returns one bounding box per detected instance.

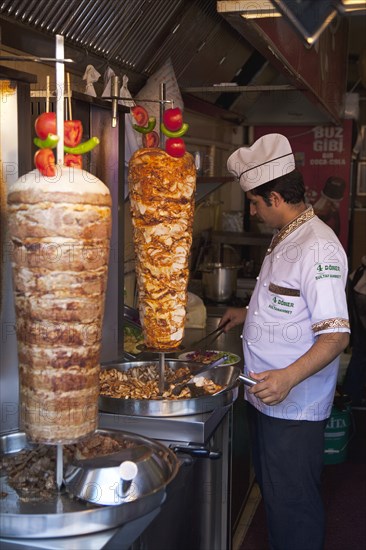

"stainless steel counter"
[126,407,233,550]
[99,385,236,550]
[100,405,232,444]
[183,309,253,535]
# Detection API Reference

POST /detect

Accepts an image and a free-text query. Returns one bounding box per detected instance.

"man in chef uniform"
[220,134,350,550]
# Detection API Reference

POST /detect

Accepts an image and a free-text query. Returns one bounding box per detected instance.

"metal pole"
[160,82,167,149]
[158,352,165,395]
[56,444,63,491]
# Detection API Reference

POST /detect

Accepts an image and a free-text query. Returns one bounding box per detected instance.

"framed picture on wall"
[357,162,366,196]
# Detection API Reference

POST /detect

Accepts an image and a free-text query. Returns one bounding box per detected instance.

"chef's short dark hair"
[250,169,305,206]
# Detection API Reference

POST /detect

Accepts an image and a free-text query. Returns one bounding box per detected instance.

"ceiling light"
[217,1,281,20]
[271,1,338,45]
[217,1,343,45]
[336,0,366,15]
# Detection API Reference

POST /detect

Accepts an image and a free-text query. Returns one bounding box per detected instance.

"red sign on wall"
[254,121,353,251]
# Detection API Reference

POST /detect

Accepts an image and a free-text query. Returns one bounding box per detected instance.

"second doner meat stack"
[128,148,196,350]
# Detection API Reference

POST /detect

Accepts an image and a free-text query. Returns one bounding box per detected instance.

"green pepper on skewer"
[64,137,100,154]
[160,122,189,138]
[33,133,59,149]
[132,117,156,134]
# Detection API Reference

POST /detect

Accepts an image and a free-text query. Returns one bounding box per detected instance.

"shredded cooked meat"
[0,433,133,502]
[0,446,57,501]
[99,364,222,400]
[128,149,196,350]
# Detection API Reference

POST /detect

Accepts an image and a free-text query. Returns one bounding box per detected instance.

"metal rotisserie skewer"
[158,352,165,395]
[56,444,63,491]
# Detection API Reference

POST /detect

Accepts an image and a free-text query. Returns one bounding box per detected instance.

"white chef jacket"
[243,207,350,421]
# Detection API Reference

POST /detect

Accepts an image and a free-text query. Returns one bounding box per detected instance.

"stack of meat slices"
[128,148,196,350]
[7,167,111,444]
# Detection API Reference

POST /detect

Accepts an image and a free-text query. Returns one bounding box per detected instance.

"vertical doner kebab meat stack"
[7,114,111,444]
[128,147,196,350]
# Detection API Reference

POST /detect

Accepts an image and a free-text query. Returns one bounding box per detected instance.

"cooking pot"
[200,263,240,302]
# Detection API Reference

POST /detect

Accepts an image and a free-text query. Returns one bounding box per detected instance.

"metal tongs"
[190,320,229,350]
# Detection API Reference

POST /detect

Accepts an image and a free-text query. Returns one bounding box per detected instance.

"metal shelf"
[195,176,234,204]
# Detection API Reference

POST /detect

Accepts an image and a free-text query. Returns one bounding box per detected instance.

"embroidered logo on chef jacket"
[267,283,300,315]
[268,295,295,314]
[315,264,342,280]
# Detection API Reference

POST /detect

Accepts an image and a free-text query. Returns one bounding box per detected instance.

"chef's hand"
[219,307,247,332]
[248,369,293,406]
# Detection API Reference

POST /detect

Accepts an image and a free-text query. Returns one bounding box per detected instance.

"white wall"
[1,82,20,432]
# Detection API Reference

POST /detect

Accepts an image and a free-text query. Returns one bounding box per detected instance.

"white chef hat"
[227,134,295,192]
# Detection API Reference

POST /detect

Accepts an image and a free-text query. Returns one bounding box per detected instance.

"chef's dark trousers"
[247,403,328,550]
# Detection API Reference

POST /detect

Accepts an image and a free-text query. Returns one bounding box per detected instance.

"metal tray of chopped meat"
[0,429,177,539]
[99,360,239,417]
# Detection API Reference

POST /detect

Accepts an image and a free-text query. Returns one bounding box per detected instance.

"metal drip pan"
[99,360,239,417]
[0,429,179,539]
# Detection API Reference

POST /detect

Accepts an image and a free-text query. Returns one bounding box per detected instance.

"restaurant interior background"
[0,2,365,546]
[1,0,365,310]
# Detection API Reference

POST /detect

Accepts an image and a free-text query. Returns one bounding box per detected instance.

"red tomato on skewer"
[64,153,83,169]
[34,148,56,177]
[163,108,183,132]
[34,112,56,140]
[64,120,83,147]
[142,131,160,148]
[131,105,149,127]
[165,137,186,158]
